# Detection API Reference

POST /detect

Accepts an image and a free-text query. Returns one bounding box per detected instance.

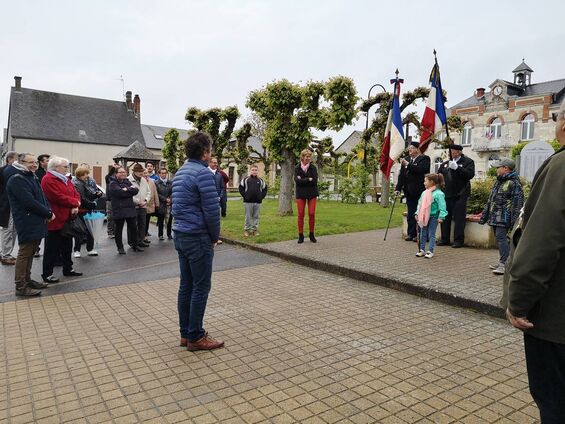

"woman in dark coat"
[72,166,100,256]
[294,149,319,244]
[109,167,141,254]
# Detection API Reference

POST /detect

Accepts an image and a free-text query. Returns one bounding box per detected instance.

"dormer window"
[154,134,163,140]
[521,114,535,141]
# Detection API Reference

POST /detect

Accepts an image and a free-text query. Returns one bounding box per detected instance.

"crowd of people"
[0,154,175,296]
[0,104,563,420]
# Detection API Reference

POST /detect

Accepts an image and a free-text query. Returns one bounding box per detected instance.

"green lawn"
[220,198,404,243]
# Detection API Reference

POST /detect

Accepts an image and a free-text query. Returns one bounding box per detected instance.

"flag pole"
[384,193,398,241]
[433,49,452,161]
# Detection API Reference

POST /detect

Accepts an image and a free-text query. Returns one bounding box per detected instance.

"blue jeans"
[174,232,214,342]
[493,225,510,264]
[419,216,439,253]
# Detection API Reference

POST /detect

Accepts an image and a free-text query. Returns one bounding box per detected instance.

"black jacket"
[0,164,19,227]
[294,164,319,199]
[155,178,173,215]
[438,154,475,198]
[109,178,139,220]
[6,168,52,244]
[395,154,430,199]
[35,167,47,182]
[73,178,98,213]
[239,175,268,203]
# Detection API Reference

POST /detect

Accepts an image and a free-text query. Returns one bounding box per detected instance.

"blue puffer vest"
[171,159,220,242]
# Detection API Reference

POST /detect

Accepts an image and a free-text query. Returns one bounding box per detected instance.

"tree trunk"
[278,148,295,216]
[380,174,390,207]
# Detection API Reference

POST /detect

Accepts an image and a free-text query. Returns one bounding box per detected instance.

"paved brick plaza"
[0,259,538,423]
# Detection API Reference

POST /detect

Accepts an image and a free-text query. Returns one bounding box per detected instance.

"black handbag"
[61,216,88,240]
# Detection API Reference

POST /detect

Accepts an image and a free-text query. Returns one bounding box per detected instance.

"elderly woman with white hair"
[40,156,83,283]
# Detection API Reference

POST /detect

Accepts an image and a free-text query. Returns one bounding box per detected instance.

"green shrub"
[318,180,331,201]
[467,178,495,214]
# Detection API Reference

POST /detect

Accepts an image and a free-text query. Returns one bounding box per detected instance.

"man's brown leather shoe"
[1,257,16,265]
[186,335,224,351]
[180,338,187,347]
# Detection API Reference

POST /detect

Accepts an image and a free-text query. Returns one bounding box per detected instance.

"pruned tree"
[247,76,357,215]
[185,106,240,163]
[233,123,253,181]
[162,128,185,174]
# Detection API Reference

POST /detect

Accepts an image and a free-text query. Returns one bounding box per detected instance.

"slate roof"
[8,87,145,146]
[335,130,362,153]
[113,140,161,161]
[513,61,533,73]
[450,78,565,110]
[141,124,190,150]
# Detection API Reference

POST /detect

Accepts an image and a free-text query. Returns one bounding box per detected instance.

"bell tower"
[513,59,533,88]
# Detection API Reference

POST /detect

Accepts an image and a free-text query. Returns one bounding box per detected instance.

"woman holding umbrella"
[72,166,101,257]
[109,167,141,254]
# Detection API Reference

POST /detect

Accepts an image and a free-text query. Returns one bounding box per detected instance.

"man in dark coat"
[395,141,430,241]
[503,101,565,422]
[6,153,54,296]
[35,154,50,182]
[437,144,475,248]
[155,168,173,240]
[0,151,19,265]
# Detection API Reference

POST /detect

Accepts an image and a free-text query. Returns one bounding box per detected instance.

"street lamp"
[364,83,387,167]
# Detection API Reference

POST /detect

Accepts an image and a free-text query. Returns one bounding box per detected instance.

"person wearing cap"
[437,144,475,248]
[395,141,430,241]
[479,158,523,275]
[128,163,151,249]
[502,100,565,422]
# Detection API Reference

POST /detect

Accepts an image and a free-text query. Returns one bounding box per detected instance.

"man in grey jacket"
[504,99,565,422]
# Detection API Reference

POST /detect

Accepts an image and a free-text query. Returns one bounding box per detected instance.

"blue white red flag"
[380,79,405,178]
[419,60,448,153]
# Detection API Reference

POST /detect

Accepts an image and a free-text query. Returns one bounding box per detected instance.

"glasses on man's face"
[552,112,564,122]
[22,160,39,164]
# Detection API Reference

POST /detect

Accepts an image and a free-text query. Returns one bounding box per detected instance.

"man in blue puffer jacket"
[171,131,223,351]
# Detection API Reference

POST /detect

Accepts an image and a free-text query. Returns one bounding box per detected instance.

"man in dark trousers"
[7,153,53,296]
[437,144,475,248]
[503,100,565,422]
[0,151,19,266]
[395,141,430,241]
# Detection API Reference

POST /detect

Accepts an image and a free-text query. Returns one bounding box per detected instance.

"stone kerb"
[402,212,496,248]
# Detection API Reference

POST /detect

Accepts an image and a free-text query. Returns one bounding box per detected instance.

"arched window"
[489,118,502,140]
[521,113,535,141]
[434,157,443,173]
[461,122,472,146]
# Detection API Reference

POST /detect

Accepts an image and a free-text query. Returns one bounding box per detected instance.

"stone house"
[3,76,147,185]
[442,61,565,178]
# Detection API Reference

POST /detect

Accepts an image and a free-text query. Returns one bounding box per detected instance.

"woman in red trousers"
[294,149,319,243]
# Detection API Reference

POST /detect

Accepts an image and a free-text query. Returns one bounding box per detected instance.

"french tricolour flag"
[380,80,404,178]
[419,61,447,153]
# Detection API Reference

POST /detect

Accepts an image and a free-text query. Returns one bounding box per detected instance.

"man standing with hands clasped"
[395,141,430,242]
[437,144,475,248]
[503,100,565,423]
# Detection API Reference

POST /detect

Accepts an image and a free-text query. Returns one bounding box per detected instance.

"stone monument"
[518,140,554,181]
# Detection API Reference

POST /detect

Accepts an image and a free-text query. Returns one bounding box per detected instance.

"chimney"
[475,87,485,98]
[125,91,132,110]
[14,76,22,91]
[133,94,140,118]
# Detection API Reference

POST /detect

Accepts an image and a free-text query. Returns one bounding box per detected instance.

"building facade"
[443,61,565,178]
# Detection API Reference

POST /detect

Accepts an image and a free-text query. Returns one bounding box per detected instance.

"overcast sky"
[2,0,564,145]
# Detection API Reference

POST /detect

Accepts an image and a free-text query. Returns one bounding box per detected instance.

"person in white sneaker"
[414,174,447,259]
[479,158,523,275]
